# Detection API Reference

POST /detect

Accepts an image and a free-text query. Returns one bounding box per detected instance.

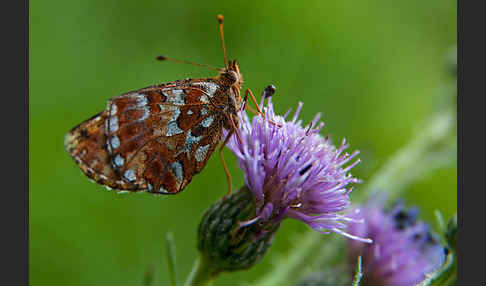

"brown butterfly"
[65,15,267,195]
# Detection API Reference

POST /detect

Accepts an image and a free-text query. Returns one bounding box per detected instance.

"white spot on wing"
[114,154,124,167]
[186,130,202,147]
[201,116,214,128]
[159,186,169,193]
[167,89,186,105]
[200,95,209,103]
[110,104,117,115]
[200,108,208,115]
[194,82,218,97]
[136,95,148,106]
[166,108,183,136]
[179,130,203,155]
[124,169,136,182]
[109,116,118,132]
[138,106,150,122]
[170,161,184,183]
[187,110,193,115]
[110,136,120,149]
[195,145,210,162]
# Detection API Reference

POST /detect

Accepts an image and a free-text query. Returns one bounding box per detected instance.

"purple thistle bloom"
[225,87,369,242]
[347,197,446,286]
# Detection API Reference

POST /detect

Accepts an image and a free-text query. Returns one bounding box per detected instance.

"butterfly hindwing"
[64,111,128,189]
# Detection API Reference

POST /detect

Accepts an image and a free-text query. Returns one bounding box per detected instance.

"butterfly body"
[65,60,243,194]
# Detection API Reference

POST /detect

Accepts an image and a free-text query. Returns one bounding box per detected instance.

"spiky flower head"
[346,197,446,286]
[225,86,369,242]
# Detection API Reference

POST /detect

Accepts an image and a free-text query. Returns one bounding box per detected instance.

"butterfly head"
[218,59,243,103]
[220,60,243,87]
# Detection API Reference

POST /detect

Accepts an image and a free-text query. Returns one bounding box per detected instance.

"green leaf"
[167,232,179,286]
[445,214,457,252]
[434,210,446,233]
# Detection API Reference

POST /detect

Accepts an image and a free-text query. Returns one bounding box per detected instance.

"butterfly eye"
[223,70,239,84]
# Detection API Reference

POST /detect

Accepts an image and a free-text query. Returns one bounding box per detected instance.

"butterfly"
[65,15,268,195]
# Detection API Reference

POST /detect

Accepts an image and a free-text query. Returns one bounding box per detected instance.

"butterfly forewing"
[66,80,226,194]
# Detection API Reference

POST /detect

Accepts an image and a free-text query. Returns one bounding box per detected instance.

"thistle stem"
[184,255,216,286]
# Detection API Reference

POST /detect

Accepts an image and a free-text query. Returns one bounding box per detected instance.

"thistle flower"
[225,85,369,242]
[346,197,446,286]
[191,86,367,284]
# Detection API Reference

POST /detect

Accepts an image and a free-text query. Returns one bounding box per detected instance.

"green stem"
[184,255,216,286]
[351,256,363,286]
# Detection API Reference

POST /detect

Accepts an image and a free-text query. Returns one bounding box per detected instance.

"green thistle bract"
[197,186,280,274]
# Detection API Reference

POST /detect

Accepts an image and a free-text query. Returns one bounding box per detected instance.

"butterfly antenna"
[156,56,222,72]
[217,14,227,67]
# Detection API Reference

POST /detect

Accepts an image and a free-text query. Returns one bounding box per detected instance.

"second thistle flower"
[346,197,446,286]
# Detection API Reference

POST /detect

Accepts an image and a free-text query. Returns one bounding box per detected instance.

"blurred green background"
[30,0,456,285]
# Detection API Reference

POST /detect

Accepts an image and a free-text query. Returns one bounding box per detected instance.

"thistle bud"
[197,186,280,275]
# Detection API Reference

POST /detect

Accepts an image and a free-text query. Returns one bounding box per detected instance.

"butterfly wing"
[65,81,225,194]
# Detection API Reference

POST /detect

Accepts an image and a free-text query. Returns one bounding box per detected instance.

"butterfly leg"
[241,89,259,114]
[245,88,282,127]
[219,113,244,198]
[219,128,234,198]
[245,88,265,116]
